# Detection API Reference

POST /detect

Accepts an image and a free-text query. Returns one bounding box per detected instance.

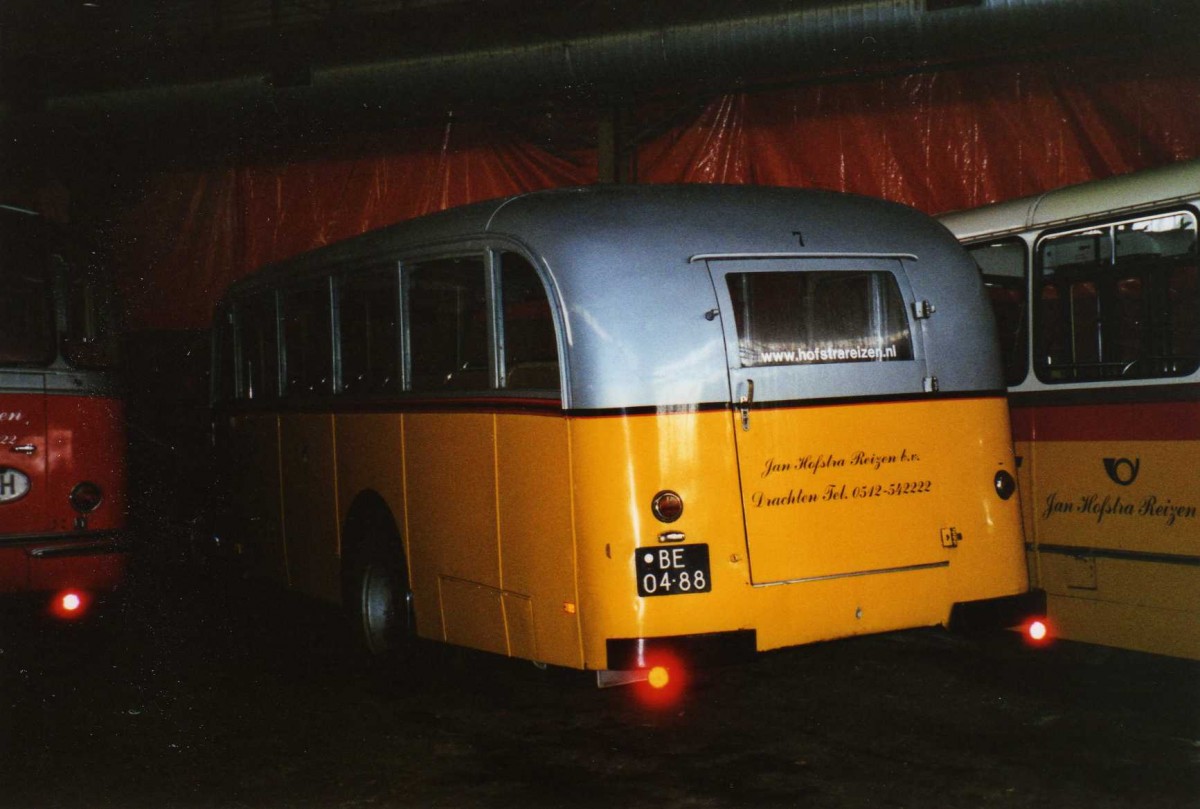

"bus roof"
[231,183,958,290]
[224,184,998,409]
[939,159,1200,242]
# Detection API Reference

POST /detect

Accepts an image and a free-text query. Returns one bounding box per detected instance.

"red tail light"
[647,666,671,690]
[51,589,89,620]
[1024,618,1051,646]
[632,651,688,709]
[651,490,684,523]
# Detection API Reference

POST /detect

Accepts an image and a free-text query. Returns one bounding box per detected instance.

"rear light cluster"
[651,490,683,523]
[51,589,90,620]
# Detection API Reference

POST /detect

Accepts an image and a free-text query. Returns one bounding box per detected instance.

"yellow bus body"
[230,394,1027,671]
[1014,432,1200,661]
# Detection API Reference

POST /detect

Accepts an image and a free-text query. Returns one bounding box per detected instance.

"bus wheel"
[347,532,414,658]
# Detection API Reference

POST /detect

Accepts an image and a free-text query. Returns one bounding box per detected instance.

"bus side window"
[967,239,1028,386]
[63,257,121,369]
[500,253,560,392]
[1037,211,1199,381]
[213,308,236,403]
[0,219,54,365]
[238,293,279,401]
[282,282,333,397]
[338,268,399,395]
[407,257,489,391]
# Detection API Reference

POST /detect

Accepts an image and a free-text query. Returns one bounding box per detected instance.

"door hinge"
[912,300,936,319]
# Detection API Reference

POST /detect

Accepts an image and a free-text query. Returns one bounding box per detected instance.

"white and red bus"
[940,161,1199,660]
[0,204,127,619]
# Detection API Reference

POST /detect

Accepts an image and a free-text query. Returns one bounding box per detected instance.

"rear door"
[706,257,935,586]
[0,378,50,535]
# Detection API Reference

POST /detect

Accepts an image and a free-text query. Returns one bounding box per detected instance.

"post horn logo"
[1103,457,1140,486]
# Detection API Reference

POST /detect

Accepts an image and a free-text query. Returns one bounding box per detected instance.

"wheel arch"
[340,488,407,604]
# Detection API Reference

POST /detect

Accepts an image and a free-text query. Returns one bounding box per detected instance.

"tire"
[345,525,415,659]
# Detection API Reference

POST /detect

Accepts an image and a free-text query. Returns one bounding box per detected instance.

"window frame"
[233,290,281,402]
[1032,206,1199,385]
[0,215,57,367]
[334,262,402,398]
[220,243,565,406]
[496,250,562,395]
[401,250,494,394]
[724,268,916,369]
[965,236,1030,388]
[279,277,336,399]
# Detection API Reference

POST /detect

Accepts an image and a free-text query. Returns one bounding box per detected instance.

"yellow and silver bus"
[940,160,1199,660]
[211,184,1041,686]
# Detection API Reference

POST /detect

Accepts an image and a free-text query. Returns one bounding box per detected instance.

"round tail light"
[651,490,684,523]
[69,481,104,513]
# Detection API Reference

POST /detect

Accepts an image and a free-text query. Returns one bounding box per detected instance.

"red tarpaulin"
[106,54,1200,331]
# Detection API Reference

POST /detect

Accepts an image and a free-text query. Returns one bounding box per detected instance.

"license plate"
[635,544,712,597]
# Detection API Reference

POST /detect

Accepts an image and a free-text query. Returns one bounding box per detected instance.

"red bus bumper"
[1,530,129,597]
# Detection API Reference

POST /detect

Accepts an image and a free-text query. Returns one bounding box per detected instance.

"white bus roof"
[939,159,1200,242]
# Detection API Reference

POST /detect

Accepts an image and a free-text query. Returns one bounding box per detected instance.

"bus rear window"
[726,271,913,367]
[0,217,55,365]
[1037,211,1198,382]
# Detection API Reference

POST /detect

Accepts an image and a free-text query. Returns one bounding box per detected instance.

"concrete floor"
[2,552,1197,809]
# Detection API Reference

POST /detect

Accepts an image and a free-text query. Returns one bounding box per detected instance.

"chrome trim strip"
[26,538,126,559]
[752,560,949,588]
[1034,543,1200,568]
[0,530,125,550]
[689,252,919,263]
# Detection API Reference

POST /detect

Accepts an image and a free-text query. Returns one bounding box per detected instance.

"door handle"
[10,444,36,455]
[738,379,754,431]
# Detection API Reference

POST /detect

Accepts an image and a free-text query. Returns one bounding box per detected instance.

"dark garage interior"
[1,1,1199,806]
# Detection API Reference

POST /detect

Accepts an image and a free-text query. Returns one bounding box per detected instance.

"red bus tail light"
[51,589,90,620]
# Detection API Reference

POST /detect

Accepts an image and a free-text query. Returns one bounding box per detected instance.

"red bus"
[0,204,127,619]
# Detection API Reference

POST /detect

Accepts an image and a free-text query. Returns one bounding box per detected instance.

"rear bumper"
[1,530,129,595]
[948,589,1047,633]
[605,629,758,671]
